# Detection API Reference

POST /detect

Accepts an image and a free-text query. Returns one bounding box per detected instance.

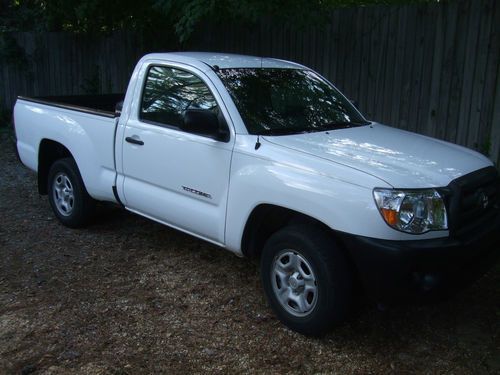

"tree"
[1,0,440,42]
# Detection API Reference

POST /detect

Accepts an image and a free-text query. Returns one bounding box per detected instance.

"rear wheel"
[47,158,95,228]
[260,224,352,336]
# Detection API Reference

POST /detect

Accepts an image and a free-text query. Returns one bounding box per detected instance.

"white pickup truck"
[14,52,500,336]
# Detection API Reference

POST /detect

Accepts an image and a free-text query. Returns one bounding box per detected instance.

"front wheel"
[47,158,95,228]
[260,224,353,336]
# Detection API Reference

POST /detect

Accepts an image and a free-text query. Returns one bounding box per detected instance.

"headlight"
[373,188,448,233]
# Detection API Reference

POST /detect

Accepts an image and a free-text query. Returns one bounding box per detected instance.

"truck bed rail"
[17,94,124,118]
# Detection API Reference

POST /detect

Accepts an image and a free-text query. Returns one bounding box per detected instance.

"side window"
[140,66,219,128]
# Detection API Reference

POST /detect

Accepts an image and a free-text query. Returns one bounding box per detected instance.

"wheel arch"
[38,139,74,195]
[241,203,363,296]
[241,204,339,257]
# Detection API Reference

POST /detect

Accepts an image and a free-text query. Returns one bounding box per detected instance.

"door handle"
[125,136,144,146]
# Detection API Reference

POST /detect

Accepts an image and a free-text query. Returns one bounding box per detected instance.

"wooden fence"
[1,0,499,164]
[0,32,147,107]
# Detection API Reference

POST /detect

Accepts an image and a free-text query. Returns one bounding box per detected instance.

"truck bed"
[14,94,121,202]
[17,93,125,118]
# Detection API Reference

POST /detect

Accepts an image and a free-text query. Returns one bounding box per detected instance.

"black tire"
[47,157,95,228]
[260,224,353,336]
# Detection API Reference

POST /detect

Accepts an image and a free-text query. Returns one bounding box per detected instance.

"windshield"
[216,68,369,135]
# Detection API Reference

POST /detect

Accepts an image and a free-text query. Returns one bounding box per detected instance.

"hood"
[263,123,492,188]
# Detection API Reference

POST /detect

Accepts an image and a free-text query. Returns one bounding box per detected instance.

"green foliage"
[1,0,163,34]
[0,1,46,33]
[480,137,491,158]
[1,0,441,42]
[156,0,441,42]
[163,0,336,42]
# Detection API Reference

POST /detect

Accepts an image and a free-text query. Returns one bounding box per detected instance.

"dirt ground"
[0,129,499,374]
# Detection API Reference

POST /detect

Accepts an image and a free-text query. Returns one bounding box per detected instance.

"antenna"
[255,135,261,150]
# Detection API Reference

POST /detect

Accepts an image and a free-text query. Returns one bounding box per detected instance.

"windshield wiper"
[258,128,316,136]
[322,120,370,130]
[256,121,370,136]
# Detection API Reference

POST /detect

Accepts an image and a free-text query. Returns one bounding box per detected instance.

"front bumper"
[338,212,500,303]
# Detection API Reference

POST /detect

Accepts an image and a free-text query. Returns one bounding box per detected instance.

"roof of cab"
[140,52,305,70]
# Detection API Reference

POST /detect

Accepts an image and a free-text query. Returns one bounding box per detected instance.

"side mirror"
[182,109,229,142]
[115,101,124,117]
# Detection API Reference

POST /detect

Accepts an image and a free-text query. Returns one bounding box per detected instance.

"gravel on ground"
[1,129,499,374]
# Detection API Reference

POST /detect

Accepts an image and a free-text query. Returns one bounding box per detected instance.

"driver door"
[120,64,234,244]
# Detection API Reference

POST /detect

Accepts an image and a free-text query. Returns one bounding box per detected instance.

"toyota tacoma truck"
[13,52,500,336]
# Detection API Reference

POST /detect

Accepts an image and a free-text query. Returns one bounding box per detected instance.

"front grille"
[446,166,500,238]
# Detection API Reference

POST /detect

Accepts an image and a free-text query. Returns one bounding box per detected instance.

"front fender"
[224,136,446,254]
